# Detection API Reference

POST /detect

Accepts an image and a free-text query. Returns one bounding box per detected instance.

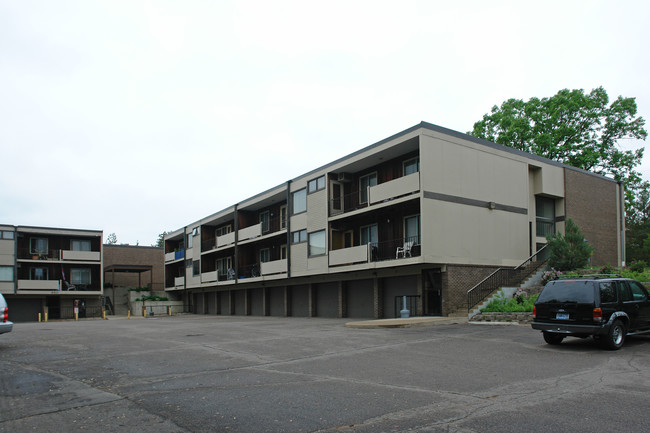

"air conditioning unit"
[337,172,353,183]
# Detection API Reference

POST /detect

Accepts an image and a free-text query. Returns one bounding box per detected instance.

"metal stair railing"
[467,245,547,312]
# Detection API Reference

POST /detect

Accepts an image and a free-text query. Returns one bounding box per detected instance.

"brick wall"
[103,245,164,290]
[443,265,500,314]
[564,169,620,266]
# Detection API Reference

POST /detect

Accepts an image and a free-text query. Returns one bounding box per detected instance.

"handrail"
[467,245,548,312]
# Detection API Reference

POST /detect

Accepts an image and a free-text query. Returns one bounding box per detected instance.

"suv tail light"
[593,307,602,323]
[532,306,536,319]
[2,307,7,323]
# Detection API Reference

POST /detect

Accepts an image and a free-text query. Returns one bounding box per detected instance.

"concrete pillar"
[284,286,291,317]
[228,290,235,315]
[245,289,251,316]
[262,287,270,316]
[416,273,424,316]
[308,283,317,317]
[215,291,221,315]
[373,277,383,319]
[338,281,347,318]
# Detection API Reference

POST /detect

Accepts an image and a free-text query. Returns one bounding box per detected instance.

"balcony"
[238,223,262,242]
[329,244,370,266]
[165,250,185,262]
[17,280,101,292]
[217,231,236,247]
[60,250,101,261]
[330,173,420,216]
[368,172,420,205]
[261,259,287,275]
[175,276,185,287]
[201,271,218,283]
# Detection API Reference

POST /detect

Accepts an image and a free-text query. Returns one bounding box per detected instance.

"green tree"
[155,231,168,248]
[470,87,647,195]
[106,233,117,244]
[547,219,594,271]
[625,181,650,262]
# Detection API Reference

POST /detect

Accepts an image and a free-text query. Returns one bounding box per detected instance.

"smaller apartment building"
[0,225,103,322]
[165,122,625,319]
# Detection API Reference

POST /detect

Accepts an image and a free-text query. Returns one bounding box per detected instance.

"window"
[536,196,555,237]
[280,244,287,259]
[71,239,91,251]
[187,234,193,249]
[292,229,307,244]
[292,189,307,214]
[216,225,232,236]
[628,281,648,301]
[259,211,270,233]
[193,260,200,276]
[259,248,270,263]
[186,259,192,268]
[280,205,287,229]
[404,214,421,244]
[31,267,48,280]
[308,175,326,193]
[0,266,14,282]
[216,257,232,276]
[599,282,617,303]
[1,230,14,240]
[360,224,378,245]
[71,268,91,285]
[30,237,48,254]
[308,230,326,256]
[359,173,377,204]
[403,157,420,175]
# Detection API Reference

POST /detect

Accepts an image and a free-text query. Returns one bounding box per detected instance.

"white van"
[0,293,13,334]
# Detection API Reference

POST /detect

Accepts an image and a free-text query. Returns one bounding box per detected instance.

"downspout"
[619,181,626,267]
[13,226,17,295]
[234,204,239,283]
[286,180,292,278]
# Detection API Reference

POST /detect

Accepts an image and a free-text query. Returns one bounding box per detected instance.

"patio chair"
[396,240,414,259]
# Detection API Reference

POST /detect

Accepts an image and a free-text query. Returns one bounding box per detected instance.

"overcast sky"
[1,0,649,246]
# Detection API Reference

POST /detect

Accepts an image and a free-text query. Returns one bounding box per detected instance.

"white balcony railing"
[368,172,420,205]
[61,250,101,261]
[17,279,61,291]
[261,259,287,275]
[329,244,370,266]
[201,271,218,283]
[217,231,235,247]
[174,276,185,287]
[238,223,262,241]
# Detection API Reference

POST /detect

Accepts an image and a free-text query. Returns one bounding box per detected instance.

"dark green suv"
[531,275,650,350]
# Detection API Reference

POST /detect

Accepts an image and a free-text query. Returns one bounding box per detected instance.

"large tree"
[470,87,647,191]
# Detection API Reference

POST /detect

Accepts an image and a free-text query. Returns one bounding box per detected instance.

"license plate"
[556,313,569,320]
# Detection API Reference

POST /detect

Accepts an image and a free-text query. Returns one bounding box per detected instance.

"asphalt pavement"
[1,315,649,433]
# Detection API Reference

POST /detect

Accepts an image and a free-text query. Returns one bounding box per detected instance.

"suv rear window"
[537,280,595,303]
[599,282,617,303]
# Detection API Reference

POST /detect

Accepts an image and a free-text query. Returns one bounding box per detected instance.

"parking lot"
[1,315,650,433]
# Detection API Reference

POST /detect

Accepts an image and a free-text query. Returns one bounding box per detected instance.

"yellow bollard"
[45,312,48,322]
[102,310,106,320]
[75,312,78,321]
[168,306,172,316]
[128,310,131,319]
[38,313,42,322]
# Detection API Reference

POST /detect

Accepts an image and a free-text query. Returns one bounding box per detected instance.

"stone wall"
[471,312,533,324]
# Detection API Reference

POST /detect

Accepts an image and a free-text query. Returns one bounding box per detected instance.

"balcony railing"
[368,172,420,205]
[329,174,420,216]
[17,248,101,261]
[328,236,421,267]
[261,259,287,275]
[238,223,262,241]
[238,263,261,279]
[17,279,100,292]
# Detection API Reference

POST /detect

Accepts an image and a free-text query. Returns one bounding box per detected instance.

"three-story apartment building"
[0,225,103,321]
[164,122,624,319]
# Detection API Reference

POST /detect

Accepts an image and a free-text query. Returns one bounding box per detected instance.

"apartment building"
[164,122,624,319]
[0,225,103,321]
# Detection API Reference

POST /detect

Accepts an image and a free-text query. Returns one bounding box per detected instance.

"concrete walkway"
[345,315,468,328]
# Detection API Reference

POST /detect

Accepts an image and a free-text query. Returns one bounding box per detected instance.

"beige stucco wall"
[419,132,532,266]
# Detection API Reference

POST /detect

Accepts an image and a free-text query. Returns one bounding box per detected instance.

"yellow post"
[128,310,131,319]
[102,309,106,320]
[142,306,146,317]
[75,312,78,321]
[38,313,41,322]
[167,306,171,316]
[45,312,48,322]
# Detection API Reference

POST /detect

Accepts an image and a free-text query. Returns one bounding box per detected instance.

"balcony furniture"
[396,241,414,259]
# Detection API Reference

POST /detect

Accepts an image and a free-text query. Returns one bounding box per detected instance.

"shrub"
[481,293,538,313]
[628,260,647,273]
[541,268,562,285]
[547,218,593,271]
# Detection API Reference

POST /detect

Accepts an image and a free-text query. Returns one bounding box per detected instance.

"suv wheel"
[543,332,564,345]
[602,320,626,350]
